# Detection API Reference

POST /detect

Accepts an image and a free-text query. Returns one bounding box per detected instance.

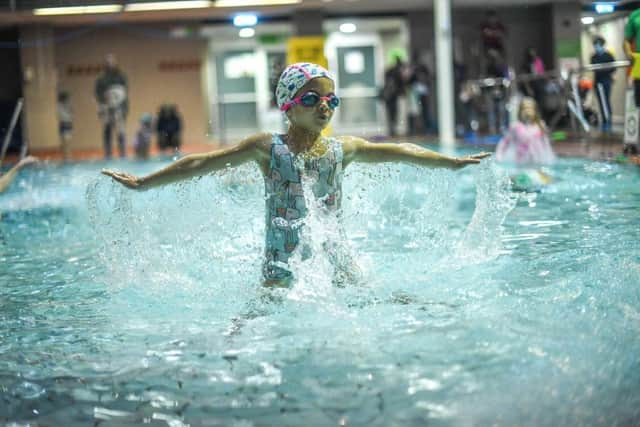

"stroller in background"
[577,78,600,128]
[537,75,598,132]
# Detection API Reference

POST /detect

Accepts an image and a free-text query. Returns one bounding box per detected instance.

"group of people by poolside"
[56,54,184,162]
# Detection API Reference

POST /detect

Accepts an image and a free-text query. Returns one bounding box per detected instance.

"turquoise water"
[1,153,639,426]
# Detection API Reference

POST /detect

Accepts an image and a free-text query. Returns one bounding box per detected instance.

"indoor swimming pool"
[1,151,639,426]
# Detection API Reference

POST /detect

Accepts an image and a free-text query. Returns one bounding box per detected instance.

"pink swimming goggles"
[280,91,340,112]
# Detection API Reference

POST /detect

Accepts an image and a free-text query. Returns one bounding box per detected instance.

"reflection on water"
[1,155,639,426]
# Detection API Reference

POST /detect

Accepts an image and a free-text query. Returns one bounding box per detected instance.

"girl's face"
[286,77,336,133]
[520,100,537,123]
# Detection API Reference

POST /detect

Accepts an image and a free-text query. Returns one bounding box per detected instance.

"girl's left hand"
[454,152,492,167]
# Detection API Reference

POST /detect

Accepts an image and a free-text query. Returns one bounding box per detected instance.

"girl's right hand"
[101,169,143,189]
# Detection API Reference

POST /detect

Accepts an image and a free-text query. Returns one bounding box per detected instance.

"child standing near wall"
[134,113,153,160]
[57,91,73,162]
[156,104,182,155]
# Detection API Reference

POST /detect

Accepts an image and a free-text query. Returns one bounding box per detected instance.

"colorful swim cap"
[276,62,334,111]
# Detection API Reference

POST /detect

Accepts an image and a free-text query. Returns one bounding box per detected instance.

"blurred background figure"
[454,53,468,137]
[624,7,640,157]
[156,104,183,155]
[95,53,128,159]
[520,47,546,108]
[496,97,555,192]
[458,80,480,138]
[408,52,432,135]
[381,55,407,137]
[480,10,507,59]
[134,113,153,160]
[485,48,509,135]
[523,47,545,76]
[590,36,615,133]
[496,97,555,166]
[624,7,640,108]
[57,91,73,162]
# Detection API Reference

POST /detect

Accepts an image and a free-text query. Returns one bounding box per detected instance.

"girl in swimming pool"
[495,96,555,165]
[495,97,555,191]
[102,62,489,285]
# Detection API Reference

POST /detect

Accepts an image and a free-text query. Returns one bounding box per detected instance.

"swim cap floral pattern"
[275,62,334,110]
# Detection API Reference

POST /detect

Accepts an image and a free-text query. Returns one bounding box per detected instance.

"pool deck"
[1,131,632,164]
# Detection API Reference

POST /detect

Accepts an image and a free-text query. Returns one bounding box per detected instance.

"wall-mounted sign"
[66,64,104,76]
[287,36,327,68]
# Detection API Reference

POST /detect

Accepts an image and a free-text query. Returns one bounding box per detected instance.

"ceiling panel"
[0,0,605,25]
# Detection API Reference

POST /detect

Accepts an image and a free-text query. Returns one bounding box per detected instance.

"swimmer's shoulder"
[335,135,369,164]
[230,132,275,172]
[231,132,272,160]
[335,135,368,150]
[241,132,272,149]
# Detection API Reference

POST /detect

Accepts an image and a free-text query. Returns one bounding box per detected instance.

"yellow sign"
[287,36,327,68]
[632,53,640,80]
[286,36,332,136]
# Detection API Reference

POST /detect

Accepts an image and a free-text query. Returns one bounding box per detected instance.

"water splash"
[85,160,514,305]
[452,160,517,265]
[85,165,265,322]
[286,173,361,304]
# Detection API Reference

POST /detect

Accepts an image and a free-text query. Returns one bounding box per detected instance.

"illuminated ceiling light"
[33,4,122,15]
[581,16,595,25]
[125,1,212,12]
[233,14,258,27]
[215,0,301,7]
[239,27,256,38]
[594,3,615,14]
[339,22,356,33]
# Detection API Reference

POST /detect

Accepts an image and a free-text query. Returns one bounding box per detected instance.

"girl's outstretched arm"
[341,136,490,169]
[0,156,38,194]
[102,133,271,190]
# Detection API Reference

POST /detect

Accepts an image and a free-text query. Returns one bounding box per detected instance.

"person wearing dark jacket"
[381,56,406,137]
[156,104,183,154]
[95,54,129,159]
[590,36,616,132]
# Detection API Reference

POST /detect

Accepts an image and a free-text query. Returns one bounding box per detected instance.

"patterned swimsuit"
[263,134,343,280]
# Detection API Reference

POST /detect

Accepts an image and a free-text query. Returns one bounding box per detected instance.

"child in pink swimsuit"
[495,97,555,165]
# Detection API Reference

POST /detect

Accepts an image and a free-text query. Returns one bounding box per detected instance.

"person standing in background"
[381,56,407,137]
[485,48,509,135]
[623,8,640,156]
[95,54,128,159]
[520,47,546,108]
[624,7,640,107]
[57,91,73,162]
[134,113,153,160]
[156,104,183,155]
[480,10,507,58]
[590,36,615,132]
[408,53,432,135]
